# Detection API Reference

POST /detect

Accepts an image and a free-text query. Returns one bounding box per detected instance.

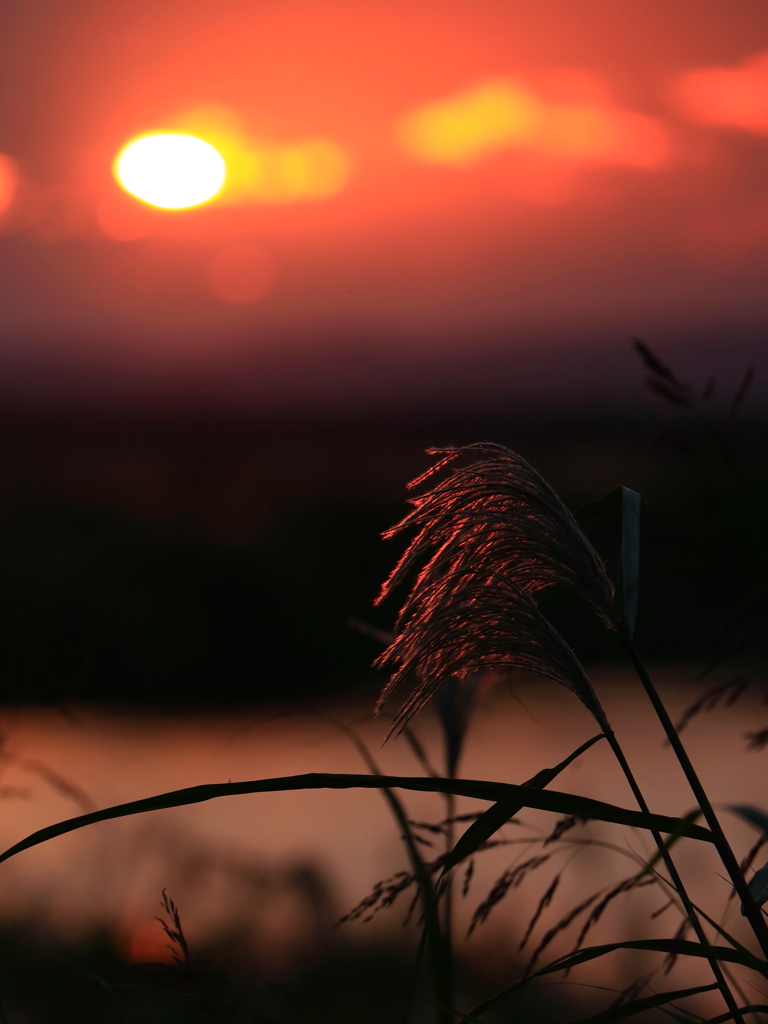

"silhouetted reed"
[377,443,617,624]
[1,369,767,1024]
[376,569,609,734]
[375,440,766,1024]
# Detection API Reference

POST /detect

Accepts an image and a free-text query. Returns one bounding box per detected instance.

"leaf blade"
[442,734,604,872]
[574,485,643,635]
[465,941,768,1022]
[729,805,768,834]
[568,983,718,1024]
[620,487,642,636]
[575,487,625,532]
[704,1005,768,1024]
[0,772,714,868]
[537,940,768,980]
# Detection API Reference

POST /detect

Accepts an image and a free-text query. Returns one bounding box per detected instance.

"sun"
[114,133,227,210]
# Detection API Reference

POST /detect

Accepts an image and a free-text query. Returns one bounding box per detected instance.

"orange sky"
[0,0,765,409]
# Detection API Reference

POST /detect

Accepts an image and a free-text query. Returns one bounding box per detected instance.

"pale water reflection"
[0,667,764,999]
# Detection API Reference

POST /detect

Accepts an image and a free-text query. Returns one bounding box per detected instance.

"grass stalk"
[331,717,455,1024]
[443,787,456,1006]
[621,629,768,960]
[601,722,744,1024]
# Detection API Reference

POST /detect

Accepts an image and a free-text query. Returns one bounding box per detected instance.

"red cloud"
[673,52,768,134]
[399,77,670,171]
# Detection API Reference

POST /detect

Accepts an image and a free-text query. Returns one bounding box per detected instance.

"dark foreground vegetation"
[0,342,764,1023]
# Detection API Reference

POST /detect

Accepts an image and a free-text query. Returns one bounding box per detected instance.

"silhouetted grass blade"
[729,805,768,834]
[0,773,714,868]
[574,487,625,531]
[442,734,604,872]
[568,982,718,1024]
[619,488,642,636]
[575,485,642,635]
[704,1006,768,1024]
[642,810,703,874]
[331,718,452,1023]
[539,940,768,979]
[465,941,768,1022]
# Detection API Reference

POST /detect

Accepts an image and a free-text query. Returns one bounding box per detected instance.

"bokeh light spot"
[115,133,226,210]
[208,241,276,305]
[0,153,18,219]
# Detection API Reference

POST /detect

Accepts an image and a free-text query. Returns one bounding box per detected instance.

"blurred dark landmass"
[0,384,764,708]
[0,920,557,1024]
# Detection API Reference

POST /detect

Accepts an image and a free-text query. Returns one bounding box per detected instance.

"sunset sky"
[0,0,766,412]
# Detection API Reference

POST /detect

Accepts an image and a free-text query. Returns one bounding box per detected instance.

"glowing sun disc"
[115,133,226,209]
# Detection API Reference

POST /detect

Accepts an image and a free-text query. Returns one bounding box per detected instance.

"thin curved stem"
[601,722,743,1024]
[621,630,768,962]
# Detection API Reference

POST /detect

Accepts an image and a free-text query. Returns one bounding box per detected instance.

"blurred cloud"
[171,106,351,206]
[399,80,540,165]
[672,51,768,135]
[398,75,671,170]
